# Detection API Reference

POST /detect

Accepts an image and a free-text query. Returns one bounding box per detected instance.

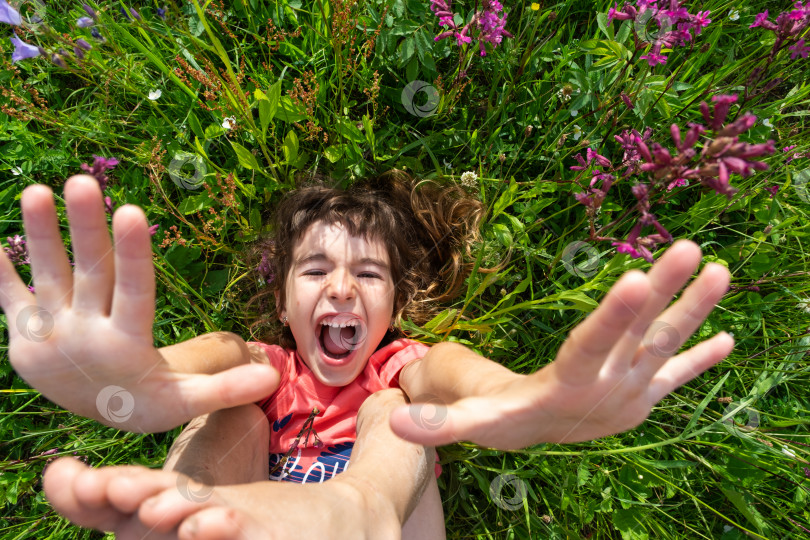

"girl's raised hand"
[0,176,279,433]
[392,240,735,449]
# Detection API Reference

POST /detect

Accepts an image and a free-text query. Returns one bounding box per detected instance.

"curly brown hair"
[244,169,484,349]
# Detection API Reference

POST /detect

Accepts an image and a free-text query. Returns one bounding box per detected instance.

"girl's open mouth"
[316,316,367,365]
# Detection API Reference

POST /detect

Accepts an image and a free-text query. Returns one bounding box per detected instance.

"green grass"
[2,0,810,538]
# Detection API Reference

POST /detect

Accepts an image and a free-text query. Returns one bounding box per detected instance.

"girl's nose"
[326,269,356,301]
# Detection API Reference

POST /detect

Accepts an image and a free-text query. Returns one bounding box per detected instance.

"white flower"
[782,445,797,459]
[460,171,478,189]
[729,10,740,21]
[762,118,773,128]
[798,299,810,314]
[572,125,583,141]
[443,159,453,170]
[570,109,579,117]
[148,89,162,100]
[222,116,236,130]
[11,166,22,176]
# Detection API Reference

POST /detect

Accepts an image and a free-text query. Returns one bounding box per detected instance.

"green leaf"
[399,36,415,67]
[231,141,260,170]
[188,112,204,139]
[596,12,613,40]
[324,144,346,163]
[424,309,458,333]
[492,223,513,248]
[720,488,768,533]
[283,130,299,163]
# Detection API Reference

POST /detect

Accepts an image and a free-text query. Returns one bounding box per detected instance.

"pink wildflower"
[640,52,667,66]
[789,38,810,59]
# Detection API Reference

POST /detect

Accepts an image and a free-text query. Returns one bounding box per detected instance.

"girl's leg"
[163,404,269,484]
[347,388,446,539]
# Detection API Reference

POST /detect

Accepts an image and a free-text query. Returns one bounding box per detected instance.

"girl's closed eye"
[358,272,382,279]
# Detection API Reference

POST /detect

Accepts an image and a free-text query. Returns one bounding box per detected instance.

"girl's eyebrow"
[295,252,389,271]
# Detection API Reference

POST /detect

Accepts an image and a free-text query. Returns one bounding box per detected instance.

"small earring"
[389,321,395,332]
[282,316,288,326]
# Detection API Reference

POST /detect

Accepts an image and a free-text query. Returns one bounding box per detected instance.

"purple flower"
[77,16,94,28]
[51,53,66,68]
[90,27,104,42]
[103,196,115,215]
[789,38,810,59]
[157,7,167,20]
[76,38,92,51]
[258,251,275,284]
[691,10,711,34]
[640,52,667,66]
[10,33,40,63]
[4,235,29,265]
[73,46,85,60]
[82,4,97,20]
[80,155,120,190]
[130,8,141,21]
[750,11,772,29]
[148,224,160,236]
[0,0,21,26]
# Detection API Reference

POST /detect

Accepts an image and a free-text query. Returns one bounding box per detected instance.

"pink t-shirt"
[253,338,429,484]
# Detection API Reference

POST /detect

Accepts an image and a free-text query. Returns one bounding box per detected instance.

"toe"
[178,506,268,540]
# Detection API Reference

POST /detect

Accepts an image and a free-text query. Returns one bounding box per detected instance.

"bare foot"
[44,457,401,539]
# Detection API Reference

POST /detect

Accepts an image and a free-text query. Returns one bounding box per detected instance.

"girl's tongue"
[321,325,356,356]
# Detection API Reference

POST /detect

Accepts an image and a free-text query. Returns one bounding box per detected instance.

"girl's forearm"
[399,341,524,403]
[159,331,260,374]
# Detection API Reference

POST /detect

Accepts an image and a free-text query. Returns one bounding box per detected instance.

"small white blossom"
[570,109,579,117]
[222,116,236,130]
[443,159,453,170]
[148,89,162,100]
[782,445,797,459]
[11,166,22,176]
[729,10,740,21]
[798,299,810,314]
[460,171,478,189]
[572,125,583,141]
[762,118,773,128]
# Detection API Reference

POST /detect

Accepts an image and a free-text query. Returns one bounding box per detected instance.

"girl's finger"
[607,239,703,373]
[552,269,650,385]
[65,176,115,315]
[648,332,735,404]
[634,262,731,381]
[0,248,36,341]
[110,205,155,337]
[21,184,74,312]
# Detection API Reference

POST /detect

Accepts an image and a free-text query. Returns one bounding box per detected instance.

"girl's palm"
[0,176,277,432]
[393,240,734,449]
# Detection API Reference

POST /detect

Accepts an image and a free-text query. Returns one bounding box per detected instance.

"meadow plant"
[1,0,809,538]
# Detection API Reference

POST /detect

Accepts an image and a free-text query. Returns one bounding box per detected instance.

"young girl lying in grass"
[0,171,735,539]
